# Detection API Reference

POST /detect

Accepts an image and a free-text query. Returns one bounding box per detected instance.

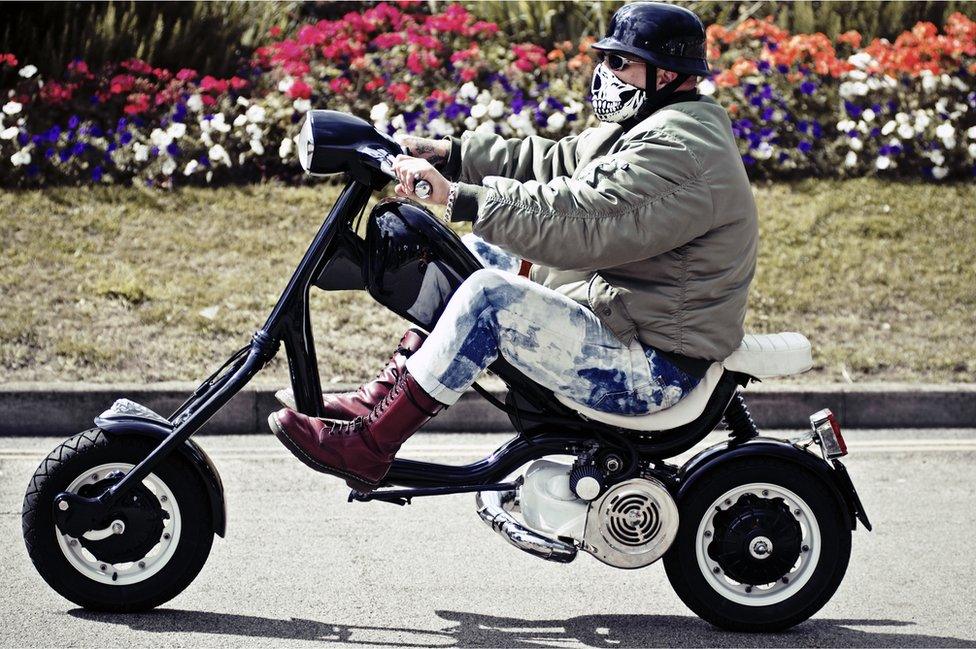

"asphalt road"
[2,429,976,648]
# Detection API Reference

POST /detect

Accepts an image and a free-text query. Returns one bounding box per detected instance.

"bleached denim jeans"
[405,233,701,414]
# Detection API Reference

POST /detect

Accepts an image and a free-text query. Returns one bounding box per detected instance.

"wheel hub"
[76,474,168,564]
[708,493,801,585]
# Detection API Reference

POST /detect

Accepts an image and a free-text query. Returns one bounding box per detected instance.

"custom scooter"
[22,110,870,632]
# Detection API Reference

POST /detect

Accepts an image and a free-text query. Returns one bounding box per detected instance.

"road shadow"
[70,608,976,647]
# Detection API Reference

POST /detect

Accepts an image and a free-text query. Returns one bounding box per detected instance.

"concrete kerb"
[0,381,973,436]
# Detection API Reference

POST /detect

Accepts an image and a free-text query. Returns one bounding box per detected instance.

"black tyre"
[22,429,214,611]
[664,457,851,632]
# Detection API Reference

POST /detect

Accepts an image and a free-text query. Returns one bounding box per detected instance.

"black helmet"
[593,2,709,77]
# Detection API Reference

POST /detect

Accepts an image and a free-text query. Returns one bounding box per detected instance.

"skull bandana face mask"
[590,62,646,123]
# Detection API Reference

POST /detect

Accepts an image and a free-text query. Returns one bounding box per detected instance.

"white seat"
[553,332,812,432]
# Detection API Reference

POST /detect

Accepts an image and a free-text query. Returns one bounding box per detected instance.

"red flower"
[67,60,90,75]
[200,75,229,94]
[430,89,452,103]
[365,76,386,91]
[269,25,282,38]
[372,33,405,49]
[288,79,312,99]
[330,76,352,93]
[230,76,248,90]
[388,82,411,101]
[109,74,136,95]
[123,93,150,115]
[176,68,198,81]
[0,53,18,67]
[459,67,477,82]
[40,81,75,104]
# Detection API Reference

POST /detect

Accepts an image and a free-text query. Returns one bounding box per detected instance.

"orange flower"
[714,69,739,87]
[548,48,565,61]
[578,36,596,53]
[837,30,862,48]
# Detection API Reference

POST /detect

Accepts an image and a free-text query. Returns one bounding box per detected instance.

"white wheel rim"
[55,463,181,586]
[695,482,821,607]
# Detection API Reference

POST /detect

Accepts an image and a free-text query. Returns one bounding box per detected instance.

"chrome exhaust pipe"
[475,488,577,563]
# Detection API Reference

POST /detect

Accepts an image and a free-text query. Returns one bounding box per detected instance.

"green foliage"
[455,0,976,45]
[0,1,296,77]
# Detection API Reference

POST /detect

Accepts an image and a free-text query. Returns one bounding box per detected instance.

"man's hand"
[392,155,451,205]
[395,135,450,166]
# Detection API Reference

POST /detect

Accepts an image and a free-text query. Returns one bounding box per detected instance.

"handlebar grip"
[415,180,432,200]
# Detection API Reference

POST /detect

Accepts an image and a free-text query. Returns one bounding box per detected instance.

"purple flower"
[776,64,789,74]
[68,115,80,129]
[71,142,86,156]
[92,166,103,182]
[812,121,823,138]
[117,117,128,130]
[768,42,779,52]
[119,131,133,145]
[741,154,756,166]
[107,142,117,153]
[427,109,441,120]
[150,146,160,157]
[31,134,43,145]
[59,150,72,162]
[870,127,881,137]
[44,148,55,159]
[546,97,564,111]
[46,126,62,142]
[749,96,763,107]
[444,103,464,120]
[761,107,774,120]
[90,125,104,138]
[424,98,438,109]
[800,81,816,95]
[758,60,771,74]
[166,142,180,156]
[17,132,29,146]
[797,140,812,153]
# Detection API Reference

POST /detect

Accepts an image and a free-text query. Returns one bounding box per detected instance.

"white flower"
[897,124,914,139]
[861,108,875,122]
[476,90,492,106]
[238,153,246,166]
[698,79,715,96]
[469,104,487,119]
[844,151,858,167]
[848,69,868,81]
[10,148,31,166]
[849,138,863,151]
[370,102,389,123]
[211,113,231,134]
[932,166,948,179]
[245,104,265,123]
[2,101,22,115]
[836,119,855,132]
[848,52,873,69]
[474,121,495,134]
[162,158,177,176]
[546,112,566,131]
[458,82,478,100]
[167,122,186,139]
[183,160,199,175]
[133,143,149,162]
[236,96,250,107]
[753,142,773,160]
[187,94,204,112]
[233,114,247,127]
[487,100,505,119]
[875,156,891,170]
[881,120,896,136]
[149,128,173,149]
[895,112,910,124]
[390,114,406,130]
[921,71,938,92]
[968,126,976,139]
[968,142,976,158]
[935,123,954,140]
[293,99,311,113]
[277,77,294,93]
[18,65,37,78]
[839,81,868,99]
[245,123,262,139]
[0,126,17,140]
[464,116,478,130]
[278,137,292,159]
[249,139,265,155]
[427,118,454,137]
[209,143,231,166]
[930,150,945,166]
[914,112,931,131]
[565,100,584,115]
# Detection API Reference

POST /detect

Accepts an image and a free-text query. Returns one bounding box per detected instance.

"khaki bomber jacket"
[442,96,758,362]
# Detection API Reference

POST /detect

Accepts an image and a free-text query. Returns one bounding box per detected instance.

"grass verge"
[0,179,973,385]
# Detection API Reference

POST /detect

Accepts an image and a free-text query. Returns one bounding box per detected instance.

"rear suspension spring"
[723,392,759,440]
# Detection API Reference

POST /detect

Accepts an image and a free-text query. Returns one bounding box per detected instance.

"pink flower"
[288,79,312,99]
[176,68,198,81]
[329,76,351,93]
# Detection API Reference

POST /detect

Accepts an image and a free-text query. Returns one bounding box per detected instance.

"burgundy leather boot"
[275,328,426,419]
[268,368,444,491]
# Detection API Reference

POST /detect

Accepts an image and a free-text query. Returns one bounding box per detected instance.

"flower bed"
[1,3,974,186]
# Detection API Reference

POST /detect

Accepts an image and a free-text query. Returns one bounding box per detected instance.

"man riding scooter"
[269,1,758,492]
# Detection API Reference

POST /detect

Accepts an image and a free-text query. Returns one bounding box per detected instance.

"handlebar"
[378,154,432,200]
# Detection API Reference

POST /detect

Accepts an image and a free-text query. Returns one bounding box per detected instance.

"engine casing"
[519,460,679,569]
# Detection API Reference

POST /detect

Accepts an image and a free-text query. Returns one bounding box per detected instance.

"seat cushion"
[722,332,813,378]
[552,362,725,432]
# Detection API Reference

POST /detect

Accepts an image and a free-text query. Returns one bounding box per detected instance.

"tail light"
[809,409,847,458]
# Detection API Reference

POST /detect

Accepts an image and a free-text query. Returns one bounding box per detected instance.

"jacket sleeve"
[450,130,715,271]
[446,131,584,186]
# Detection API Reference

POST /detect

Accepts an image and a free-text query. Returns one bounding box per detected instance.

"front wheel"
[664,457,851,632]
[22,429,215,611]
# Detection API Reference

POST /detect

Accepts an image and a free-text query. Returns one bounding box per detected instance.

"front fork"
[53,179,374,538]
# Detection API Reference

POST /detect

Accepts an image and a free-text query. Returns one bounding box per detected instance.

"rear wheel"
[664,458,851,631]
[22,429,214,611]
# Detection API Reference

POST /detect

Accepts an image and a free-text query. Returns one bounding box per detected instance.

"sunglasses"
[597,51,642,72]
